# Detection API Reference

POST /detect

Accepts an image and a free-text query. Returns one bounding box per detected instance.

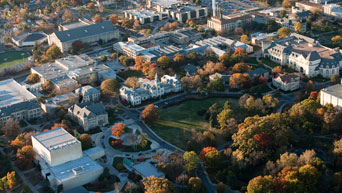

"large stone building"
[48,21,120,52]
[68,102,108,131]
[0,79,41,124]
[262,33,342,78]
[75,85,101,103]
[32,128,104,190]
[120,74,181,106]
[207,14,253,33]
[124,9,165,24]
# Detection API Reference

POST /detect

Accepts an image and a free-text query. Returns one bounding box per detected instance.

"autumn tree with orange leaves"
[112,123,126,138]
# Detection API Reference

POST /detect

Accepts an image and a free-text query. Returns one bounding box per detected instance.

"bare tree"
[2,118,20,140]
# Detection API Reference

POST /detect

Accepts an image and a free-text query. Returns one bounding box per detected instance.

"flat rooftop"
[32,127,80,151]
[126,9,159,17]
[150,0,181,7]
[322,84,342,98]
[56,54,96,71]
[0,79,36,108]
[132,161,164,177]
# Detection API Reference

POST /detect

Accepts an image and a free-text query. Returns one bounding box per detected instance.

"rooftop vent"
[67,34,70,37]
[101,26,104,29]
[84,30,88,33]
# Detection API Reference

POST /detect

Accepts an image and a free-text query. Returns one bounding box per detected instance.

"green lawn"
[260,58,279,68]
[117,70,144,79]
[151,98,241,149]
[0,51,31,69]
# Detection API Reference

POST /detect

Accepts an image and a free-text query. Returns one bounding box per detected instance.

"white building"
[207,14,253,33]
[251,32,278,46]
[120,74,182,106]
[323,3,342,18]
[195,36,253,54]
[12,32,47,47]
[262,33,342,78]
[32,128,104,191]
[68,102,109,131]
[320,82,342,108]
[75,85,101,103]
[272,73,300,91]
[125,9,163,24]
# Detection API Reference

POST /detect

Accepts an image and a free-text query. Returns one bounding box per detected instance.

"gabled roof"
[53,21,117,42]
[306,51,321,61]
[69,102,107,118]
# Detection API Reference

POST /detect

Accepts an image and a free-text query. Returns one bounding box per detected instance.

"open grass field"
[151,97,241,149]
[0,51,31,69]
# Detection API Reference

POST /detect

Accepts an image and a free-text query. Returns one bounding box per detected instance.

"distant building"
[195,36,253,54]
[124,9,164,24]
[32,128,104,190]
[96,0,115,7]
[41,92,79,115]
[309,0,332,4]
[244,68,269,79]
[48,21,120,52]
[184,64,198,76]
[120,74,181,106]
[209,72,230,86]
[262,33,342,78]
[272,73,300,91]
[275,18,307,33]
[323,3,342,18]
[58,19,94,31]
[12,32,47,47]
[68,102,108,131]
[251,32,278,46]
[295,1,323,12]
[0,79,41,124]
[207,14,253,33]
[320,82,342,108]
[75,85,101,103]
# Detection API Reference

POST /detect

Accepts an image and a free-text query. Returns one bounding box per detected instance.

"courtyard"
[151,97,242,149]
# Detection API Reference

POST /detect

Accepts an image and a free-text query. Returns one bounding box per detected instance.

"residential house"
[272,73,300,91]
[68,102,109,131]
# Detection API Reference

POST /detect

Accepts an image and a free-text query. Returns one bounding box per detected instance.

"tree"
[79,133,92,150]
[157,56,171,68]
[217,108,234,129]
[142,176,175,193]
[332,35,342,46]
[272,66,283,74]
[247,175,279,193]
[62,9,73,23]
[173,53,185,65]
[100,79,120,95]
[2,118,20,140]
[183,151,199,174]
[119,56,134,66]
[306,80,315,92]
[262,94,279,109]
[278,27,291,39]
[279,10,287,18]
[45,45,62,61]
[6,171,16,190]
[217,182,226,193]
[109,14,119,25]
[100,55,107,62]
[282,0,291,8]
[141,104,160,124]
[138,133,148,148]
[207,76,224,92]
[181,75,202,91]
[124,77,140,88]
[294,22,303,33]
[331,74,339,84]
[42,80,54,93]
[72,40,84,50]
[27,73,40,84]
[112,123,126,138]
[92,14,103,23]
[16,145,34,169]
[240,34,248,43]
[203,148,221,171]
[188,177,204,193]
[232,62,251,73]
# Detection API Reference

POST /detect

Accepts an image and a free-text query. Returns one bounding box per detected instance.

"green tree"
[188,177,204,193]
[157,56,171,68]
[138,133,148,148]
[203,149,221,171]
[247,175,279,193]
[183,151,199,174]
[217,109,234,129]
[79,133,92,150]
[294,22,303,33]
[208,76,225,92]
[282,0,291,8]
[100,79,120,95]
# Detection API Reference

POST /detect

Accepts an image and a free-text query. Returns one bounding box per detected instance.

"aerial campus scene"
[1,0,342,192]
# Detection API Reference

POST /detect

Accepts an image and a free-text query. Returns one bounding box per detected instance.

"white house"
[272,73,300,91]
[32,128,104,191]
[262,33,342,78]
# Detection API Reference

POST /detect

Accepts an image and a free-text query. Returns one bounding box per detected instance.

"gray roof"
[0,79,37,108]
[69,102,107,118]
[322,84,342,99]
[13,32,47,42]
[53,21,117,42]
[306,51,320,61]
[75,85,100,96]
[245,68,269,77]
[0,100,40,118]
[184,64,198,75]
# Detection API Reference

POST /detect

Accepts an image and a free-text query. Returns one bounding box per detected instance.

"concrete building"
[125,9,164,24]
[272,73,300,91]
[41,92,79,115]
[323,3,342,18]
[96,0,115,7]
[58,19,94,31]
[262,33,342,78]
[251,32,278,46]
[207,14,253,33]
[0,79,41,124]
[309,0,332,4]
[120,74,181,106]
[68,102,108,131]
[32,128,104,190]
[195,36,253,54]
[320,82,342,108]
[75,85,101,103]
[275,18,307,33]
[31,55,116,93]
[48,21,120,52]
[295,1,323,12]
[12,32,47,47]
